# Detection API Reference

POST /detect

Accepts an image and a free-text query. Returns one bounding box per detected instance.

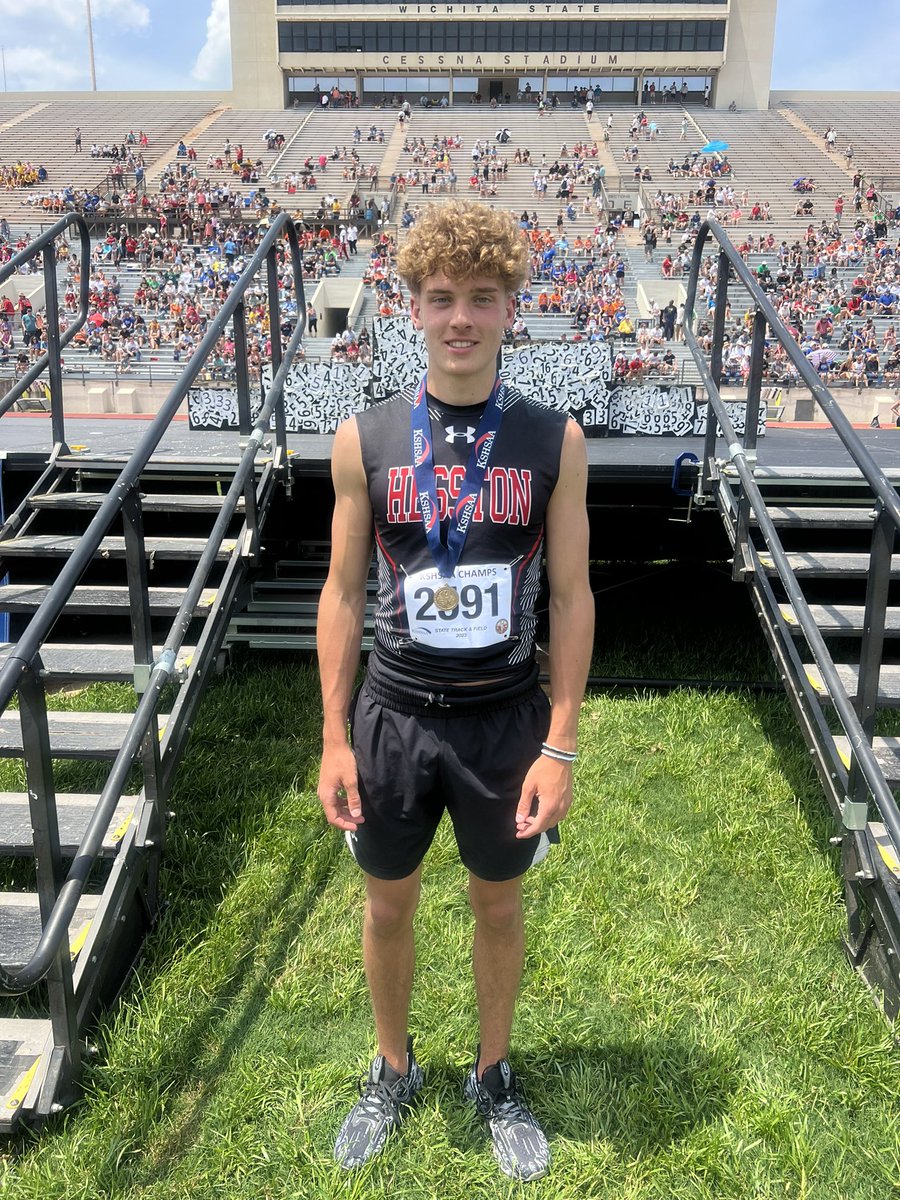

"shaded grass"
[586,561,779,684]
[0,656,899,1199]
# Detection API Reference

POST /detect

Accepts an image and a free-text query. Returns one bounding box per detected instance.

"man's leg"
[468,872,524,1074]
[465,871,550,1182]
[334,865,424,1170]
[364,867,422,1073]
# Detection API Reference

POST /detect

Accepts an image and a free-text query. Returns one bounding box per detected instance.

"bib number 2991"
[404,564,512,648]
[414,581,499,622]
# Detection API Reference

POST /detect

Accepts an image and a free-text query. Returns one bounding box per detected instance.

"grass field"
[1,592,900,1198]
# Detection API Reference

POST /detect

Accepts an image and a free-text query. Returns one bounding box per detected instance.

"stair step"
[0,792,137,855]
[29,492,243,513]
[759,506,877,529]
[53,455,241,474]
[254,576,376,591]
[229,632,374,651]
[0,584,216,615]
[0,536,236,560]
[759,552,900,578]
[834,736,900,785]
[0,892,100,971]
[780,604,900,636]
[0,643,195,682]
[0,711,167,759]
[726,465,900,484]
[243,598,376,616]
[804,663,900,706]
[871,822,900,883]
[0,1018,51,1133]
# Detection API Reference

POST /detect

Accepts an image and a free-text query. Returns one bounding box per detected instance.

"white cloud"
[0,0,80,31]
[0,0,148,33]
[191,0,231,85]
[93,0,150,31]
[0,43,87,91]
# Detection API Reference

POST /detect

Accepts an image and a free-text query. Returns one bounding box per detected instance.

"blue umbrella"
[701,139,729,154]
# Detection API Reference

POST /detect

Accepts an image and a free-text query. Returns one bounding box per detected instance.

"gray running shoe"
[463,1054,550,1181]
[334,1037,424,1169]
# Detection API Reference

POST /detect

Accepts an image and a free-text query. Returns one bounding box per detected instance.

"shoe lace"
[354,1075,402,1120]
[478,1074,532,1124]
[491,1084,532,1124]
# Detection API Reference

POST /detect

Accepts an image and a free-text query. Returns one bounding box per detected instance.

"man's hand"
[515,755,573,839]
[318,743,365,832]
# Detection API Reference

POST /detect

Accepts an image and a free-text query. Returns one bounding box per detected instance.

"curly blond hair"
[396,201,529,295]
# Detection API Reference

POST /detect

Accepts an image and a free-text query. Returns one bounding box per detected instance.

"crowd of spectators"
[1,220,304,382]
[6,103,899,395]
[369,125,668,370]
[631,119,900,390]
[688,204,900,388]
[1,163,47,189]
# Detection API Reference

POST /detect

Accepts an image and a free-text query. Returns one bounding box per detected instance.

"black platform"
[5,415,900,483]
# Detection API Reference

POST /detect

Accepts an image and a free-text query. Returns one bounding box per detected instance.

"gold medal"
[434,583,460,612]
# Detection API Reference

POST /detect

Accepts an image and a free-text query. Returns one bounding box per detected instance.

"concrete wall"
[228,0,771,110]
[715,0,778,112]
[59,378,187,416]
[635,280,686,320]
[0,90,228,104]
[308,279,366,338]
[229,0,284,109]
[770,90,900,103]
[0,280,45,312]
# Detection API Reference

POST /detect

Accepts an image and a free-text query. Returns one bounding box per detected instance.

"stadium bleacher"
[2,99,898,405]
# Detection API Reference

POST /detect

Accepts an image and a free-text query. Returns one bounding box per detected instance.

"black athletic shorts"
[346,667,558,882]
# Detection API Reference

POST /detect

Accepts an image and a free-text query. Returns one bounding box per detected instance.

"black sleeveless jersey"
[355,387,569,687]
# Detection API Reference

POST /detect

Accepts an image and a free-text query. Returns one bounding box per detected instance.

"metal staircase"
[684,217,900,1020]
[0,212,306,1131]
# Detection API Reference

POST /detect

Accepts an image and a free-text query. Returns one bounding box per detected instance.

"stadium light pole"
[85,0,97,91]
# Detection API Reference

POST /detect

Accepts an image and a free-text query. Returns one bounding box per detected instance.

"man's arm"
[516,418,594,838]
[316,416,374,832]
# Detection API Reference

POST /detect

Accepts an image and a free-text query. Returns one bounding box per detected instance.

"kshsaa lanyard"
[410,374,505,611]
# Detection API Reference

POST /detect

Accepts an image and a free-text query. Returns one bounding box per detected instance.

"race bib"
[403,563,512,648]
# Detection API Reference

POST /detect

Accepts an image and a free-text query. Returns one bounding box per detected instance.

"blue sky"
[0,0,231,92]
[0,0,895,94]
[771,1,900,90]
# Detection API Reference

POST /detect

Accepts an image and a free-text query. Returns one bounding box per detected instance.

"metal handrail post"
[18,661,80,1079]
[700,249,731,487]
[120,488,154,696]
[41,237,67,453]
[266,243,287,469]
[232,301,261,541]
[731,307,768,579]
[854,502,894,747]
[744,307,767,458]
[233,301,252,438]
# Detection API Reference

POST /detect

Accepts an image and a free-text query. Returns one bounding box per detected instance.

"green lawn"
[1,652,899,1199]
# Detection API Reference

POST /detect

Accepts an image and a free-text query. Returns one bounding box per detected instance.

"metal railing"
[0,210,307,996]
[684,216,900,861]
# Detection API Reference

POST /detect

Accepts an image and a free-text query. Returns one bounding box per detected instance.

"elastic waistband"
[362,662,541,718]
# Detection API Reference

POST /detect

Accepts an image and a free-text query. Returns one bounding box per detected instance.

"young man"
[316,200,594,1181]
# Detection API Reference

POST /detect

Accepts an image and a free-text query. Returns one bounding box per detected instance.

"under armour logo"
[445,426,476,444]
